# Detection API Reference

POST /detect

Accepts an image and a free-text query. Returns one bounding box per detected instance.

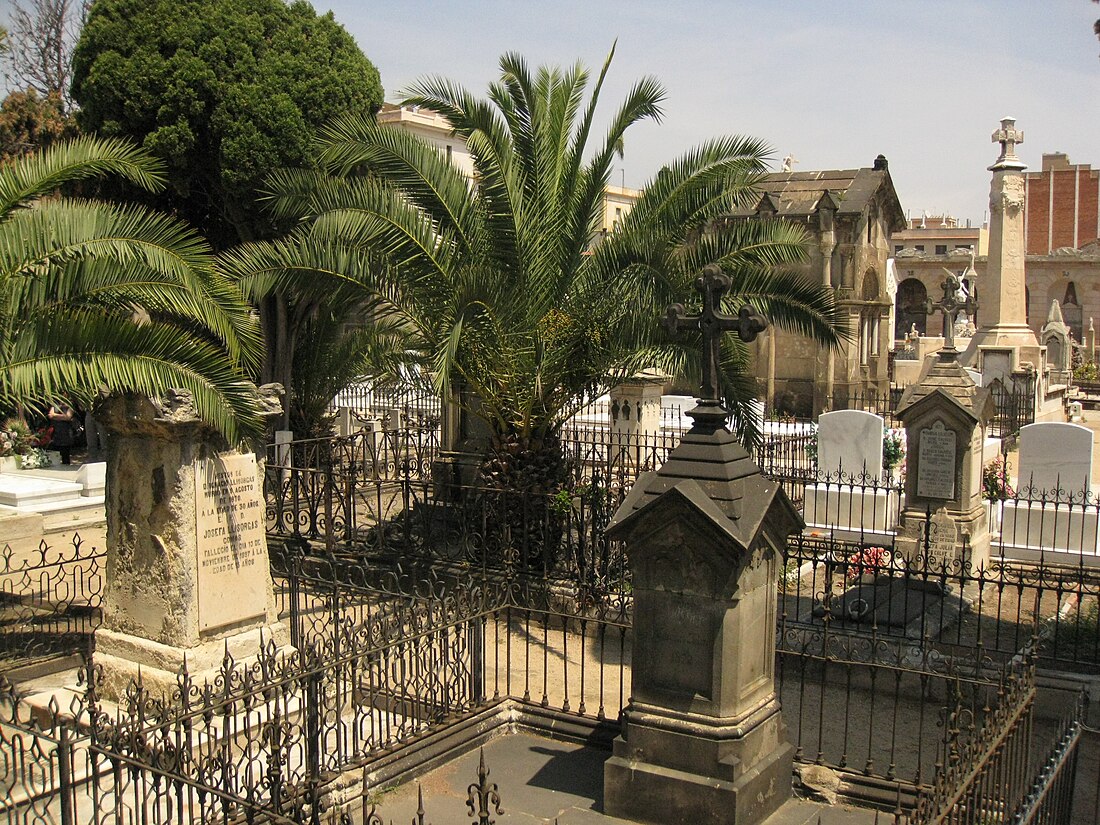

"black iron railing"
[0,536,103,665]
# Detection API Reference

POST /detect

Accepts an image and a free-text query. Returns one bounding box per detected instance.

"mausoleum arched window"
[859,269,881,365]
[895,278,928,339]
[1063,280,1083,341]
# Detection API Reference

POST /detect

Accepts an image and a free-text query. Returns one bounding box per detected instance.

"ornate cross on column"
[991,117,1025,170]
[663,263,768,402]
[925,272,978,353]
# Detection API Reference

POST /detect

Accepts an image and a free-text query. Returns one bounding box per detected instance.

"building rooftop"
[725,161,906,231]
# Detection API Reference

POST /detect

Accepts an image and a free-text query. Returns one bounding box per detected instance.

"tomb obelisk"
[961,117,1043,381]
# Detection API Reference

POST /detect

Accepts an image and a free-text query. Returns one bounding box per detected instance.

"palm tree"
[0,137,264,442]
[226,48,845,490]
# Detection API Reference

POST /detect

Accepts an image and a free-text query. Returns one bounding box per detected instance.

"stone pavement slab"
[368,731,879,825]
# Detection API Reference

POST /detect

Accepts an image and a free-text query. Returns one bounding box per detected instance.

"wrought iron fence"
[784,529,1100,674]
[0,522,1088,823]
[263,429,1100,676]
[0,537,103,666]
[6,424,1099,822]
[901,675,1084,825]
[988,377,1037,439]
[829,387,905,429]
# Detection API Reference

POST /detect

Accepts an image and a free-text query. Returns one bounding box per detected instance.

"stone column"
[895,352,995,570]
[603,405,801,825]
[816,192,838,414]
[93,387,291,700]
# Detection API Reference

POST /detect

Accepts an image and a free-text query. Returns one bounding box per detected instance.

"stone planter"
[0,455,20,473]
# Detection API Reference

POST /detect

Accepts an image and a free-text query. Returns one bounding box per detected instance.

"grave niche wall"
[94,389,289,699]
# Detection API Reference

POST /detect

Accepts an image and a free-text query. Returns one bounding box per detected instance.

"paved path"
[370,731,878,825]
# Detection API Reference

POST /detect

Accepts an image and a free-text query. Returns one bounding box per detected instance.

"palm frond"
[0,137,165,214]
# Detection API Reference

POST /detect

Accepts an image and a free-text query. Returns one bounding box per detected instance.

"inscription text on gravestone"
[641,591,715,699]
[917,422,957,500]
[923,508,958,567]
[194,454,268,631]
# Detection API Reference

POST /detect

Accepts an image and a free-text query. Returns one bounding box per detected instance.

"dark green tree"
[71,0,383,248]
[71,0,384,403]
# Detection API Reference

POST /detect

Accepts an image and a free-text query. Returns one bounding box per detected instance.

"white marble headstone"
[817,409,884,481]
[1017,422,1093,498]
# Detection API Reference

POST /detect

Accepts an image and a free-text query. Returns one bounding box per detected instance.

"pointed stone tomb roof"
[1044,299,1069,332]
[605,422,803,554]
[895,354,995,425]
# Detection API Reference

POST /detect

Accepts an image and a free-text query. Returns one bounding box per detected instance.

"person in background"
[84,409,107,460]
[48,402,77,465]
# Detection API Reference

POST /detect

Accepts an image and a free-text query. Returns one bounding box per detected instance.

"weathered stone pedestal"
[603,401,801,825]
[895,350,994,571]
[94,389,290,700]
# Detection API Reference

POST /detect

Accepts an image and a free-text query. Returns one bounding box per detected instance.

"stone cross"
[992,117,1024,166]
[663,264,768,400]
[925,273,978,352]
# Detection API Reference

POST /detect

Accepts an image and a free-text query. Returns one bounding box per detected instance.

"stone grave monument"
[603,265,799,825]
[816,409,883,480]
[1040,301,1073,387]
[960,118,1044,383]
[997,422,1099,560]
[609,369,666,438]
[93,386,290,699]
[819,342,992,642]
[802,409,899,541]
[895,340,994,573]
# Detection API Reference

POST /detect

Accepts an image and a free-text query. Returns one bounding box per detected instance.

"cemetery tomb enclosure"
[802,410,903,543]
[995,421,1100,564]
[0,535,1084,825]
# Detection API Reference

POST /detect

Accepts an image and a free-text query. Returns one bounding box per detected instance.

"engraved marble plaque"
[194,454,268,631]
[917,423,956,499]
[923,508,958,568]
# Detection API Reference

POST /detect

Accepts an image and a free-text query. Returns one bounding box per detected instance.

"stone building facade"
[891,244,1100,353]
[723,157,907,416]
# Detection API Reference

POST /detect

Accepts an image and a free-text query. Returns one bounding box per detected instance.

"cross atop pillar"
[990,116,1026,171]
[663,264,767,402]
[926,272,978,356]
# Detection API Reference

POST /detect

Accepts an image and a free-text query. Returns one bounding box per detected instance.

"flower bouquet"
[19,448,53,469]
[846,545,889,582]
[0,418,31,458]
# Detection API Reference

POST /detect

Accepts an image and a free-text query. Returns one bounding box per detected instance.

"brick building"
[1024,153,1100,254]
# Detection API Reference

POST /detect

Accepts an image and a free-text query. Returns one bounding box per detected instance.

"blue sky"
[322,0,1098,225]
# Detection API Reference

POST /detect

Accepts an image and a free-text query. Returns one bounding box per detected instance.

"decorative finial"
[467,749,503,825]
